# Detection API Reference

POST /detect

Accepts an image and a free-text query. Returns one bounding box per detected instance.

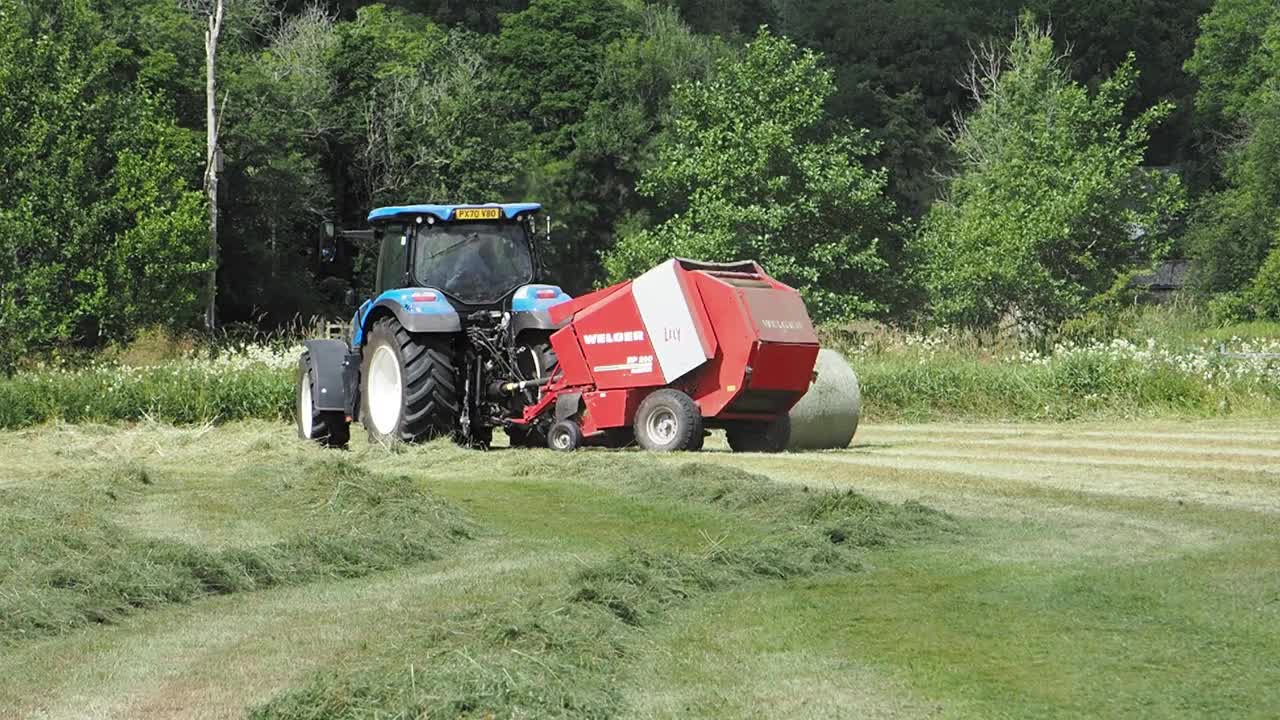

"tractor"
[297,202,824,452]
[298,203,568,449]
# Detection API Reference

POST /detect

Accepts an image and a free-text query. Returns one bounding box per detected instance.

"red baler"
[514,259,820,452]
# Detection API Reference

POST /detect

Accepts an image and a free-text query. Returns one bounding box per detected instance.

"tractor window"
[414,222,533,305]
[375,224,409,294]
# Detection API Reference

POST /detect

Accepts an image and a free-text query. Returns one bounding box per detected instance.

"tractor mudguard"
[370,297,462,334]
[511,284,571,335]
[352,289,463,347]
[511,309,567,335]
[302,339,349,413]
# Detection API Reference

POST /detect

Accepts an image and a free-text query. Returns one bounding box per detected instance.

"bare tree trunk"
[204,0,224,330]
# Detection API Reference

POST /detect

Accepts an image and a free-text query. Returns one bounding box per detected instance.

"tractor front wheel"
[634,389,703,452]
[361,317,459,444]
[297,358,349,448]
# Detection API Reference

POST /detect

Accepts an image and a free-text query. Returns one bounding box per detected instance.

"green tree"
[0,0,206,367]
[604,29,896,321]
[1184,0,1280,318]
[492,0,638,153]
[490,0,642,292]
[218,5,341,323]
[557,5,726,289]
[916,16,1183,330]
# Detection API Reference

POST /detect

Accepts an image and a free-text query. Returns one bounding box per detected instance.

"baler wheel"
[634,389,704,452]
[548,420,583,452]
[726,416,791,454]
[361,317,459,444]
[296,358,349,448]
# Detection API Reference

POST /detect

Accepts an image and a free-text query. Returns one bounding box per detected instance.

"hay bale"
[788,349,861,450]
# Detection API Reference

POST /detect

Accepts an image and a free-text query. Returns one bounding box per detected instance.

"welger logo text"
[762,320,805,331]
[583,330,645,345]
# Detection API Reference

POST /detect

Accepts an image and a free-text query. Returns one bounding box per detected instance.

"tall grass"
[0,459,473,643]
[828,325,1280,422]
[2,308,1278,429]
[0,352,294,428]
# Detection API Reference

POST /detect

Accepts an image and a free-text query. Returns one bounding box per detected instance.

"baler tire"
[634,389,703,452]
[297,358,349,449]
[361,317,458,445]
[548,420,582,452]
[726,416,791,454]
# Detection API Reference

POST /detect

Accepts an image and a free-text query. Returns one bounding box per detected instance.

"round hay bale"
[788,349,861,450]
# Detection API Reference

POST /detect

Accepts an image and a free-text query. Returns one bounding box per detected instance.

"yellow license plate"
[455,207,501,221]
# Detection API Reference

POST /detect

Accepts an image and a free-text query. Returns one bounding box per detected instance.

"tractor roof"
[367,203,542,223]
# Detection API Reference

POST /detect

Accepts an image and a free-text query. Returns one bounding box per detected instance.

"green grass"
[0,456,473,643]
[854,352,1280,423]
[1,420,1278,719]
[251,463,957,720]
[0,361,291,428]
[631,537,1280,719]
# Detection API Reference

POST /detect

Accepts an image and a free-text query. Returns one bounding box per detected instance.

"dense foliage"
[604,30,896,320]
[918,17,1184,329]
[1184,0,1280,320]
[0,0,1277,364]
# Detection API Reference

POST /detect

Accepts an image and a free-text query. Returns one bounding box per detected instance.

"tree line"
[1,0,1276,366]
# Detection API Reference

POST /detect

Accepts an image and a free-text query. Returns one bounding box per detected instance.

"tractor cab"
[365,203,546,310]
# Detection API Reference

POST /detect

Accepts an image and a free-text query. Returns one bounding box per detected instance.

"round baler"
[510,259,846,452]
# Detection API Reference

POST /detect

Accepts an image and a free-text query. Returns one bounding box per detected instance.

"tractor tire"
[634,389,703,452]
[361,317,458,445]
[297,357,349,448]
[726,416,791,454]
[548,420,583,452]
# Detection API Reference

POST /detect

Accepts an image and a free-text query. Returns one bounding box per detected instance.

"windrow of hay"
[251,462,958,719]
[0,460,474,644]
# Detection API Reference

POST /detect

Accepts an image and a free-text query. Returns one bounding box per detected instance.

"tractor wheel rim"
[553,430,570,449]
[647,408,679,445]
[368,345,403,436]
[299,374,313,438]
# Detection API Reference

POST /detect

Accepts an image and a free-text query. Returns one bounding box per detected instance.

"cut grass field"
[1,419,1277,719]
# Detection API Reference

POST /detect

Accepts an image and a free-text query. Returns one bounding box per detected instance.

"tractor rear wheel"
[361,317,458,444]
[297,358,349,448]
[634,389,703,452]
[726,416,791,453]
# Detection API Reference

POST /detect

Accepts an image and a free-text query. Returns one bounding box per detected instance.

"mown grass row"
[0,459,473,644]
[251,463,959,719]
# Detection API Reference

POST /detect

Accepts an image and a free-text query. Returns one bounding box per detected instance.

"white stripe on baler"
[631,260,708,383]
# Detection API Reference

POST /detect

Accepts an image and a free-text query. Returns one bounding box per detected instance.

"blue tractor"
[297,203,571,449]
